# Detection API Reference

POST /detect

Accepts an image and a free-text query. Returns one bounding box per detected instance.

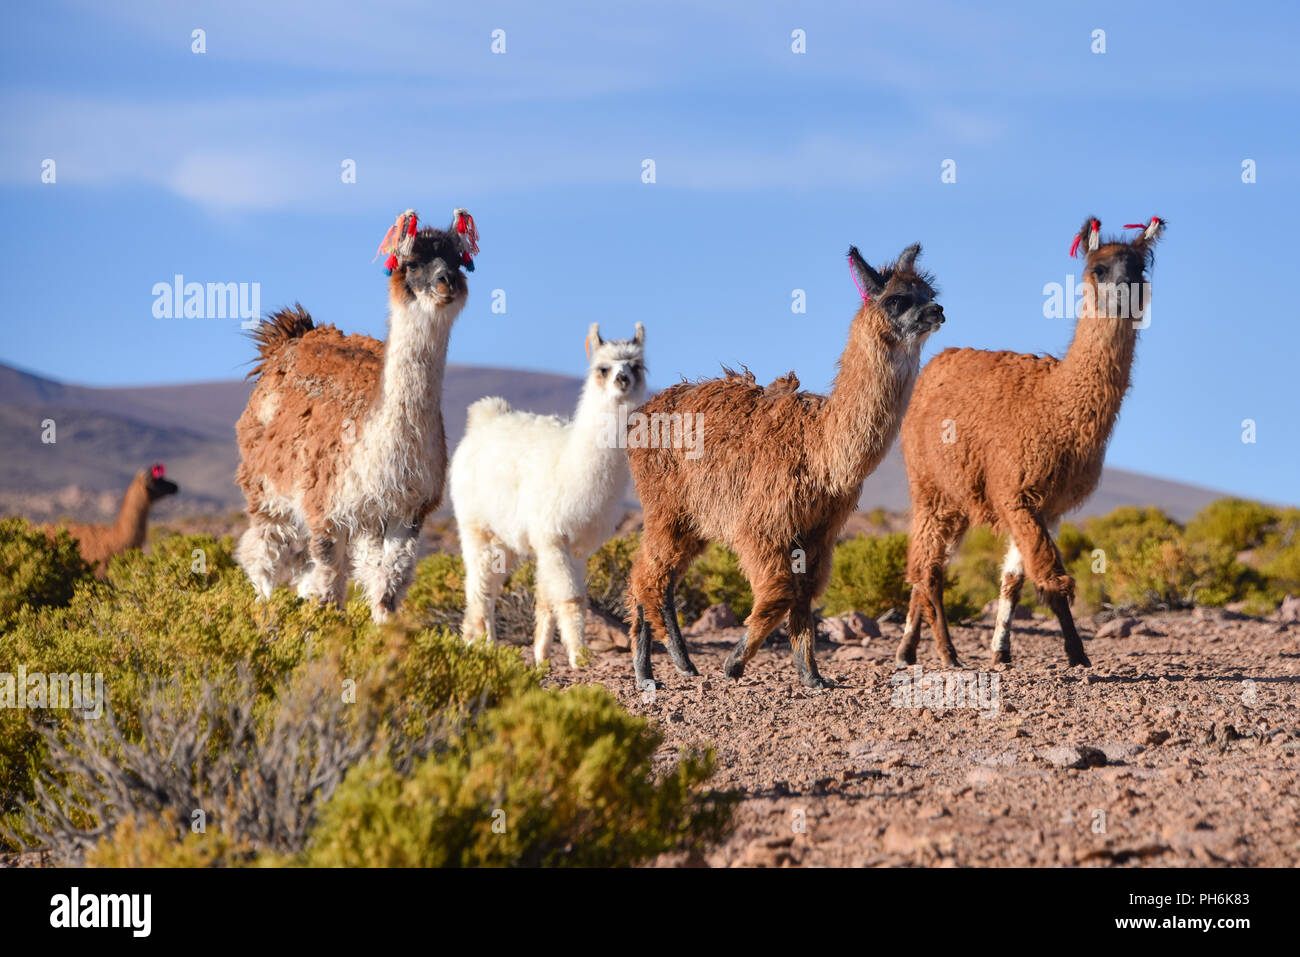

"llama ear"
[847,246,885,300]
[1126,216,1165,247]
[1071,217,1101,258]
[586,323,602,358]
[897,243,921,272]
[633,322,645,346]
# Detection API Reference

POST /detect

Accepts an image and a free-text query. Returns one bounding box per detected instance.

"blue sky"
[1,0,1297,504]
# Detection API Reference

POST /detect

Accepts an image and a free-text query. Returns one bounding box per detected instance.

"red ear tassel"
[406,213,418,236]
[384,253,398,273]
[1070,219,1100,257]
[151,464,165,479]
[454,210,480,256]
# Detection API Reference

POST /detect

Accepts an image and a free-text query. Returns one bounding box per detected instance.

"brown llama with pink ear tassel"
[626,243,947,691]
[52,464,178,577]
[896,215,1165,669]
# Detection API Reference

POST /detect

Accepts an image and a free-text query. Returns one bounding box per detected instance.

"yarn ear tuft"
[453,208,479,271]
[1070,218,1101,258]
[151,463,165,479]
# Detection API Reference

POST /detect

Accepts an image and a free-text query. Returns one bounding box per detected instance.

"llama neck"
[815,310,921,493]
[1055,302,1139,450]
[372,295,459,439]
[563,384,634,495]
[111,478,152,551]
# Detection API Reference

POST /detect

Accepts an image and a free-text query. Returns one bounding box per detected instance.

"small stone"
[846,611,881,639]
[687,603,739,634]
[1043,745,1108,770]
[1095,617,1137,639]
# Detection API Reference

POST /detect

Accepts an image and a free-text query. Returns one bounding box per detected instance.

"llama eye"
[597,366,610,375]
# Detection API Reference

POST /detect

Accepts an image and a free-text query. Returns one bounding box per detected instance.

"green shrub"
[586,533,639,619]
[678,544,753,624]
[0,533,380,817]
[403,552,467,629]
[304,685,736,867]
[0,517,91,632]
[1186,498,1278,552]
[823,533,910,618]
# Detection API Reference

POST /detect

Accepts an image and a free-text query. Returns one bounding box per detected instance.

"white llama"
[235,208,478,622]
[449,323,647,668]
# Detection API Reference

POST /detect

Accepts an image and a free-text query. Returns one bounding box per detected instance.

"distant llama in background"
[235,208,479,621]
[897,216,1165,669]
[449,324,647,669]
[54,464,178,576]
[627,244,946,690]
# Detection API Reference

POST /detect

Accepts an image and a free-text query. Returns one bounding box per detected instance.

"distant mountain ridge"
[0,360,1244,525]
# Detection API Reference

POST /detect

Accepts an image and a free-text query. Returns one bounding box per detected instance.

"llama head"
[1072,216,1165,320]
[141,463,178,502]
[847,244,945,342]
[584,323,647,405]
[379,208,478,310]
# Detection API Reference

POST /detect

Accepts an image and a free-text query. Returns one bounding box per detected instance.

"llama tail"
[246,303,315,379]
[465,396,511,430]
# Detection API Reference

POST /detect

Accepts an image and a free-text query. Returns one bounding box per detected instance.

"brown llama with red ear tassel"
[52,464,178,577]
[234,208,479,622]
[626,243,947,691]
[896,216,1165,669]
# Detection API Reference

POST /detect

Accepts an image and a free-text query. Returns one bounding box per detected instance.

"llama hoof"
[675,663,701,677]
[1068,654,1092,668]
[722,657,745,680]
[893,656,915,669]
[636,677,665,692]
[801,676,834,692]
[992,649,1012,665]
[942,658,966,670]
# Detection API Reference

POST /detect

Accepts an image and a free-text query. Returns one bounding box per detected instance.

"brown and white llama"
[235,208,479,621]
[896,216,1165,669]
[626,244,946,690]
[54,463,178,576]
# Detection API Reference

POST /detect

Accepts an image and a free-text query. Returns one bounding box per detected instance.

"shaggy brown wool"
[627,244,945,691]
[54,465,178,577]
[896,216,1165,668]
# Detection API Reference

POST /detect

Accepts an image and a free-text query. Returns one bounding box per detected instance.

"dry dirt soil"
[549,610,1300,867]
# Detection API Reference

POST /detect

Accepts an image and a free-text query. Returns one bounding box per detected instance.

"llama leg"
[722,575,794,681]
[373,520,421,621]
[459,525,495,642]
[297,527,345,607]
[537,541,587,670]
[895,589,928,667]
[788,593,831,691]
[918,562,963,669]
[236,516,285,601]
[629,603,660,691]
[661,577,699,677]
[990,543,1025,664]
[1001,508,1090,667]
[532,596,556,666]
[902,508,964,667]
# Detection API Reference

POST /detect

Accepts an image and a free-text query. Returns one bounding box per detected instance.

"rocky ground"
[550,606,1300,867]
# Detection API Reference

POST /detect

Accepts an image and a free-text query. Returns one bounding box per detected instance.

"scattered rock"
[687,603,738,634]
[1098,741,1145,763]
[820,617,853,643]
[1144,729,1171,747]
[876,607,902,624]
[1272,594,1300,624]
[1194,605,1248,623]
[584,606,630,651]
[832,644,870,662]
[1095,617,1138,639]
[846,611,881,640]
[1042,745,1108,770]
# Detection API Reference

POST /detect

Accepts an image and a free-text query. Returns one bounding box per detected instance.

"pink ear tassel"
[151,464,165,479]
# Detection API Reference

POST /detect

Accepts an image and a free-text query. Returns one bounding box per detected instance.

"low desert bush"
[0,518,90,632]
[678,543,754,624]
[823,533,910,618]
[303,685,736,867]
